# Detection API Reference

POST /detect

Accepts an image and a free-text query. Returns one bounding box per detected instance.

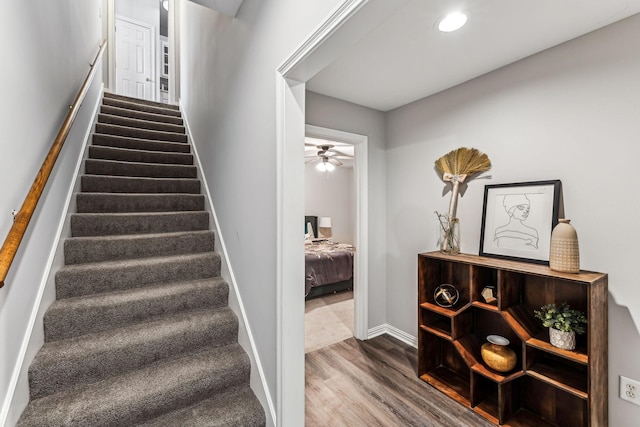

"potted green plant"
[534,302,587,350]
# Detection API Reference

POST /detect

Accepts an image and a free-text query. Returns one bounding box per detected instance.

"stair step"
[92,133,190,153]
[70,211,209,237]
[98,113,186,134]
[80,175,200,194]
[64,230,214,264]
[102,96,182,117]
[76,193,205,213]
[45,278,229,341]
[30,307,238,399]
[89,145,193,165]
[96,123,187,143]
[139,386,266,427]
[104,91,180,110]
[85,158,197,178]
[17,344,251,427]
[101,104,184,125]
[55,252,221,299]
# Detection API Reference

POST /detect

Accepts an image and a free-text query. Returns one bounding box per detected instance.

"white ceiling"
[189,0,243,17]
[307,0,640,112]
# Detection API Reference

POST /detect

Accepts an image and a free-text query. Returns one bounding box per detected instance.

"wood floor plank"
[306,335,495,427]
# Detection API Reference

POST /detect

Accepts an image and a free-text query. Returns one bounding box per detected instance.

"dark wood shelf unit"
[417,252,607,427]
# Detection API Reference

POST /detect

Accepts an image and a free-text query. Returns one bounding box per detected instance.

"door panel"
[115,17,153,101]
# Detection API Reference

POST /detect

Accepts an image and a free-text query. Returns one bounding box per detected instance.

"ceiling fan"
[305,143,353,171]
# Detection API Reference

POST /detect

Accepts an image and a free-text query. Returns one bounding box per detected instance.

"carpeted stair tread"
[44,277,229,341]
[64,230,214,264]
[139,385,266,427]
[98,113,186,134]
[85,158,197,178]
[101,104,184,125]
[89,145,194,165]
[80,175,200,194]
[18,344,251,427]
[104,91,180,111]
[76,193,205,213]
[70,211,209,237]
[30,307,238,399]
[102,96,182,117]
[96,123,187,143]
[93,133,190,153]
[55,252,221,299]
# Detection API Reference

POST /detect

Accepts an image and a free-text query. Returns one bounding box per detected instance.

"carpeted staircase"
[17,92,266,426]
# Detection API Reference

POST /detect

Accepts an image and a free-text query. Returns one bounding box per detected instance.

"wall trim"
[181,105,275,427]
[368,324,418,349]
[0,84,103,426]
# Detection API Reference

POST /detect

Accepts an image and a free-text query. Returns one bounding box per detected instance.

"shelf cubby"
[418,251,607,426]
[418,329,471,405]
[525,346,588,399]
[418,256,471,308]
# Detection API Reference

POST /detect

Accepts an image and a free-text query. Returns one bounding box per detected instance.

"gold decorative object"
[481,286,496,304]
[481,335,517,373]
[433,284,459,308]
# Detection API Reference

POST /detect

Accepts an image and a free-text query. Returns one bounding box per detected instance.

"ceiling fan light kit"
[305,142,353,172]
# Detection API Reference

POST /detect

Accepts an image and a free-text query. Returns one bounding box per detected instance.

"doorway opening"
[107,0,176,104]
[303,130,364,353]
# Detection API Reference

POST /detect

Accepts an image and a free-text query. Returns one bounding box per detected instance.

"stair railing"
[0,40,107,288]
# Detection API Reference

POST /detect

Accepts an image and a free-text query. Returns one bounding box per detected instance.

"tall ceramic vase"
[549,219,580,273]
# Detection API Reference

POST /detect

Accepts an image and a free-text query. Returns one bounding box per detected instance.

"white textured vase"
[549,219,580,273]
[549,327,576,350]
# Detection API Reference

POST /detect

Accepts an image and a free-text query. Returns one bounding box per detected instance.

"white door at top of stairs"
[115,17,154,101]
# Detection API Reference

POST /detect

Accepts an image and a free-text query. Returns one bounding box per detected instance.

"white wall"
[304,163,354,244]
[0,1,103,424]
[177,0,344,412]
[385,14,640,425]
[115,0,159,29]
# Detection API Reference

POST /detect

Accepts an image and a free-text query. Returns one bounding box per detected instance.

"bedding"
[305,240,354,299]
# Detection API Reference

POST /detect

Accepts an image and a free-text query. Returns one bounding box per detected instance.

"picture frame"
[479,180,561,264]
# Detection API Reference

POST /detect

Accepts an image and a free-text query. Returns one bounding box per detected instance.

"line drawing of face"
[511,203,530,221]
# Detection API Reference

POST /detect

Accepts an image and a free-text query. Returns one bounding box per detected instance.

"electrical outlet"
[620,376,640,406]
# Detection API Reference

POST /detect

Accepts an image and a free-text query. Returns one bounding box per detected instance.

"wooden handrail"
[0,40,107,288]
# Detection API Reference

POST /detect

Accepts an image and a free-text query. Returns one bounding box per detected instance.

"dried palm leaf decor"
[435,147,491,253]
[435,147,491,219]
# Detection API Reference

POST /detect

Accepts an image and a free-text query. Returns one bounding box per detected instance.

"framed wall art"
[479,180,561,264]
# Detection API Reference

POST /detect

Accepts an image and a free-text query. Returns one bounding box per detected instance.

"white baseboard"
[180,104,276,427]
[368,324,418,349]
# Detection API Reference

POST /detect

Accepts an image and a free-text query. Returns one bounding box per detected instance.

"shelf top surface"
[419,251,607,283]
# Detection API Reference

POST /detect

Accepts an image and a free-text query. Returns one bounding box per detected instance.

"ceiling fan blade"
[328,147,352,157]
[305,158,319,164]
[329,158,343,166]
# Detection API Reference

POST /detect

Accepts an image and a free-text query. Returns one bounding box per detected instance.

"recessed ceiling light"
[438,11,467,32]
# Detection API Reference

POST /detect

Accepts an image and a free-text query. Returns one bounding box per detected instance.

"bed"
[304,216,354,299]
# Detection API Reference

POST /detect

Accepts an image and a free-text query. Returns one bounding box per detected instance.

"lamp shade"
[318,217,332,228]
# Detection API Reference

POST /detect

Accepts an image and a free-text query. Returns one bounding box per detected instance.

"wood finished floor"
[305,335,495,427]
